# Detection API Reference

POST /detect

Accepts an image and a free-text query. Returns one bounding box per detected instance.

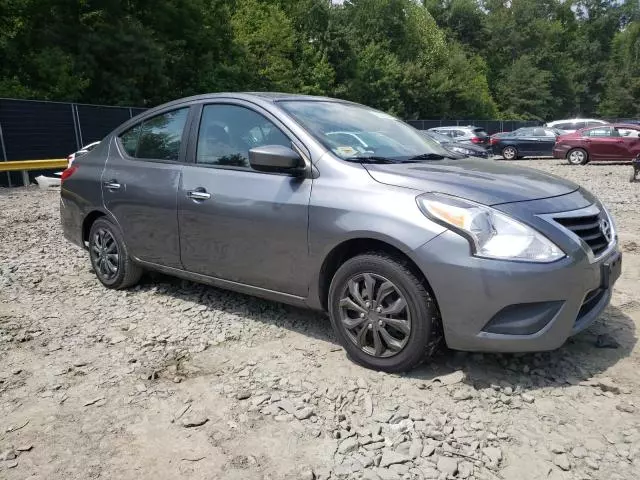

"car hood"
[364,158,579,206]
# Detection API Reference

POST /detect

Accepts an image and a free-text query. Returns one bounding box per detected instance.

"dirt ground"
[0,159,639,480]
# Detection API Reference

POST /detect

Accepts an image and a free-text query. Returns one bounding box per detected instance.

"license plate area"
[601,252,622,289]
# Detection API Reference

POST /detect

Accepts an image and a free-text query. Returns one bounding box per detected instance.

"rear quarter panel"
[60,141,109,247]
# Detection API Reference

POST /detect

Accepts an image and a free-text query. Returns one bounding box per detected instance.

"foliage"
[0,0,638,120]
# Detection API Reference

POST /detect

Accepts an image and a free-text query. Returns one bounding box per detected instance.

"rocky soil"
[1,159,639,480]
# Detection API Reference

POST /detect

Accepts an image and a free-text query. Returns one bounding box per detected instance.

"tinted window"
[472,128,488,138]
[586,121,604,127]
[573,121,587,130]
[197,104,291,168]
[136,108,189,161]
[453,130,465,137]
[554,123,572,130]
[119,124,141,157]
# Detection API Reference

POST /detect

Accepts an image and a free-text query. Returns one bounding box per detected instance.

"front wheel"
[567,148,588,165]
[89,217,142,289]
[502,146,517,160]
[328,253,440,372]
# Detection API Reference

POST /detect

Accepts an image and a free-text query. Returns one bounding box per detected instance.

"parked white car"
[67,141,101,166]
[544,118,608,134]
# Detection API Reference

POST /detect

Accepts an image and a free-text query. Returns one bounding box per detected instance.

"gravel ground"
[0,159,639,480]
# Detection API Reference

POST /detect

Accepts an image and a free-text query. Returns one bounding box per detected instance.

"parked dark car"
[421,130,490,158]
[427,125,490,147]
[60,93,621,372]
[492,127,561,160]
[553,124,640,165]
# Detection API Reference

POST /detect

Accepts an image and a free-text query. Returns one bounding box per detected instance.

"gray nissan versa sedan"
[60,93,622,372]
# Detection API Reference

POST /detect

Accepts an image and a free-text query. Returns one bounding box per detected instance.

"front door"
[102,107,191,268]
[178,102,312,296]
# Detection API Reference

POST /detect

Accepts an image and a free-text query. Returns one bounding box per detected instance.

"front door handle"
[104,180,121,191]
[187,188,211,201]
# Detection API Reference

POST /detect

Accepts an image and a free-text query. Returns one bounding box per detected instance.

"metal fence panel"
[0,99,78,161]
[76,104,132,145]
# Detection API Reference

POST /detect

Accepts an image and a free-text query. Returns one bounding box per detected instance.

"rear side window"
[533,128,547,137]
[516,128,534,137]
[472,128,488,137]
[573,121,587,130]
[553,123,572,130]
[137,108,189,160]
[120,125,141,157]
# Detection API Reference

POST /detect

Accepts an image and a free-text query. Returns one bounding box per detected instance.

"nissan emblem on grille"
[600,217,612,243]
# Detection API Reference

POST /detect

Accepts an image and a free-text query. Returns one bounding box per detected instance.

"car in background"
[421,130,490,158]
[544,119,608,134]
[492,127,561,160]
[427,125,490,147]
[67,141,101,166]
[553,123,640,165]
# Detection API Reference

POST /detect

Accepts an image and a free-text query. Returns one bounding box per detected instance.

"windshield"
[278,100,454,161]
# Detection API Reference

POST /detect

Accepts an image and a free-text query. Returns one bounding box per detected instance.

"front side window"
[136,108,189,161]
[197,104,291,168]
[279,101,453,161]
[586,127,612,137]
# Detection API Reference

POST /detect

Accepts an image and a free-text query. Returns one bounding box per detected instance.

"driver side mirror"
[249,145,305,175]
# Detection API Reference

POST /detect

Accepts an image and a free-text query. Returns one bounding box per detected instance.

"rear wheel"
[89,217,142,289]
[328,253,440,372]
[567,148,588,165]
[502,146,517,160]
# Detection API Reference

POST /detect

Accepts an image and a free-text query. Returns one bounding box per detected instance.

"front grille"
[554,212,610,257]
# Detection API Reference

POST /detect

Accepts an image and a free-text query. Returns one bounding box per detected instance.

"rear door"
[533,128,557,156]
[177,101,312,296]
[583,126,627,160]
[103,106,192,268]
[514,128,537,154]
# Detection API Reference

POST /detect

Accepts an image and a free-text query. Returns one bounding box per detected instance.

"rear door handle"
[104,180,121,191]
[187,188,211,201]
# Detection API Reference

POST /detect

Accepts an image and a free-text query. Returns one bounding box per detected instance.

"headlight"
[417,193,565,263]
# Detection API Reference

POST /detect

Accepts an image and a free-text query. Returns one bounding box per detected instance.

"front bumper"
[413,221,621,353]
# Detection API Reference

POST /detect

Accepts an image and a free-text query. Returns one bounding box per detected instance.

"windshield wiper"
[344,156,396,164]
[407,153,447,161]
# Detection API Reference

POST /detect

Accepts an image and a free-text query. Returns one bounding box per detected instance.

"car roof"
[546,118,607,125]
[429,125,480,130]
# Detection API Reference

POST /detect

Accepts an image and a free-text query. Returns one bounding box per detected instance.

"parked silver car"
[60,93,621,372]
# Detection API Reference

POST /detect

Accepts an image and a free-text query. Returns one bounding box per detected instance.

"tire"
[567,148,588,165]
[88,217,142,289]
[502,146,517,160]
[328,252,440,372]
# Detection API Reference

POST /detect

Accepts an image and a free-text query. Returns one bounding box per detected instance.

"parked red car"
[553,124,640,165]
